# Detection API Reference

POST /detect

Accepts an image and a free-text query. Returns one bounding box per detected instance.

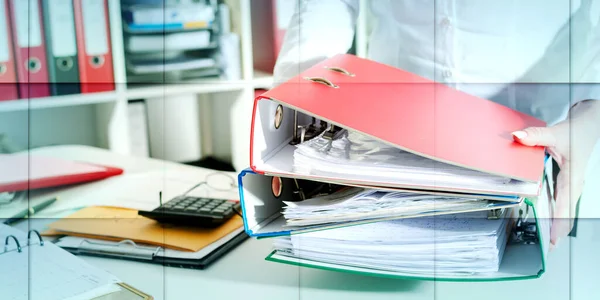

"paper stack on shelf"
[238,54,552,281]
[121,0,226,83]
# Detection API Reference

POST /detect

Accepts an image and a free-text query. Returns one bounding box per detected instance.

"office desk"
[21,146,600,300]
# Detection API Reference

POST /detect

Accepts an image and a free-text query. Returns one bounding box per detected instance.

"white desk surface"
[14,146,600,300]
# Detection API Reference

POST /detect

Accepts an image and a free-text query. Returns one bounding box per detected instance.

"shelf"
[125,77,250,100]
[252,70,274,89]
[0,91,119,113]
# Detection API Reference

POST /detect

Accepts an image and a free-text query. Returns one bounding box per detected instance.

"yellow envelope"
[45,206,243,252]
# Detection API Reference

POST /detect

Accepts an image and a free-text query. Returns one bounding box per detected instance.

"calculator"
[138,196,241,227]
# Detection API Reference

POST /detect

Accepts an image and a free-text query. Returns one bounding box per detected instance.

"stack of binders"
[237,54,554,281]
[0,0,115,101]
[121,0,223,83]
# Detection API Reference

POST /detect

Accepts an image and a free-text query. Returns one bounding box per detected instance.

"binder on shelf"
[73,0,114,94]
[0,0,17,101]
[7,0,50,99]
[249,54,547,198]
[41,0,81,96]
[0,225,153,299]
[251,0,294,73]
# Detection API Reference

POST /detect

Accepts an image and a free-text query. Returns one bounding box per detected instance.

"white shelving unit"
[0,0,368,172]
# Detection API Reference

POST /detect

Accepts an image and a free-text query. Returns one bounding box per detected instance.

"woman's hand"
[512,100,600,248]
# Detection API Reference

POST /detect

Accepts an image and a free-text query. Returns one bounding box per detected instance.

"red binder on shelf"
[0,0,18,101]
[249,54,547,197]
[7,0,50,99]
[250,0,293,74]
[73,0,114,94]
[0,154,124,193]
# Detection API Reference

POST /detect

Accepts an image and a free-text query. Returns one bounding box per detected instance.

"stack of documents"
[293,130,519,191]
[281,187,515,227]
[43,206,246,269]
[238,54,552,281]
[273,210,511,276]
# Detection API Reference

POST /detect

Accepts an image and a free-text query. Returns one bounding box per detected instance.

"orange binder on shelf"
[7,0,50,99]
[0,154,123,193]
[0,0,17,101]
[73,0,115,94]
[249,54,547,197]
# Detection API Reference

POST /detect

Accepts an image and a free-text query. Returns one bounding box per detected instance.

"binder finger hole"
[271,176,283,198]
[0,63,6,75]
[57,58,74,71]
[26,58,41,73]
[324,66,355,77]
[303,77,339,88]
[90,56,105,68]
[274,104,284,129]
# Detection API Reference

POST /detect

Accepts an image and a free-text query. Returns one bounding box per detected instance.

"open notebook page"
[0,224,120,300]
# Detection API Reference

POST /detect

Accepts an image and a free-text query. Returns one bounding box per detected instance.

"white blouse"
[273,0,600,125]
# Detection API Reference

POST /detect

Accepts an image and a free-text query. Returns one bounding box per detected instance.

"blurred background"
[0,0,371,172]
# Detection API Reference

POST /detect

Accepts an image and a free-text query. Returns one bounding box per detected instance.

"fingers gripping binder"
[249,54,547,198]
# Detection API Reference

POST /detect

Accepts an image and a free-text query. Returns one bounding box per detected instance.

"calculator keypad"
[159,197,237,217]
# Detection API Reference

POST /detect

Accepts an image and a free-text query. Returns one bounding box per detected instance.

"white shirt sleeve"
[273,0,360,85]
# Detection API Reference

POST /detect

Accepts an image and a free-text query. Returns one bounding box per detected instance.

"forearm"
[273,0,359,85]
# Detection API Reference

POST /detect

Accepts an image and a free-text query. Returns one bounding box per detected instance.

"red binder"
[0,0,17,101]
[7,0,50,99]
[73,0,115,94]
[250,0,293,74]
[249,54,547,196]
[0,154,124,193]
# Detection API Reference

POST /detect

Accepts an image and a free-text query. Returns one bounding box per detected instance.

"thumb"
[512,127,557,147]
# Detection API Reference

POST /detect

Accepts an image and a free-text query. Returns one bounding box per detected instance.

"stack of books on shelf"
[236,54,553,281]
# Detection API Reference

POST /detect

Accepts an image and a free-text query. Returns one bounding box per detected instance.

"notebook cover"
[0,155,123,193]
[251,54,546,183]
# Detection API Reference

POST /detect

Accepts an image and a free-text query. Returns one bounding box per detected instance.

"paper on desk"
[44,206,243,252]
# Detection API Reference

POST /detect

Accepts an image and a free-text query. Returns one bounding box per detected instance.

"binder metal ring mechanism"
[28,229,44,246]
[79,239,161,261]
[4,235,21,253]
